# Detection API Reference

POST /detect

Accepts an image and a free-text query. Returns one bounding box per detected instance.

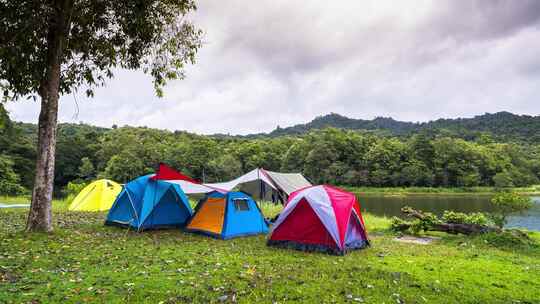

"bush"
[391,207,495,235]
[0,179,26,196]
[493,171,514,188]
[410,212,440,234]
[390,210,442,235]
[490,192,533,228]
[480,230,537,249]
[0,155,27,195]
[390,217,409,232]
[62,181,88,202]
[442,211,489,226]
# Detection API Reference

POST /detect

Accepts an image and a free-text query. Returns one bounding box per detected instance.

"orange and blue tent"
[186,191,269,239]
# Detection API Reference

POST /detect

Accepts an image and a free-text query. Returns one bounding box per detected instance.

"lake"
[0,203,30,208]
[360,195,540,231]
[2,196,540,231]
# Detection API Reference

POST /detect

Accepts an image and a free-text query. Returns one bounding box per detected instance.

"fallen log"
[430,222,499,235]
[396,207,500,235]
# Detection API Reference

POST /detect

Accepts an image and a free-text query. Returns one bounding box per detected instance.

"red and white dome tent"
[267,185,369,255]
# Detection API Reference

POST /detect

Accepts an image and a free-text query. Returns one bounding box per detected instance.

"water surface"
[359,195,540,231]
[0,203,30,208]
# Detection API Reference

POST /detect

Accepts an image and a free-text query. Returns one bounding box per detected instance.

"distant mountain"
[10,111,540,143]
[267,113,417,137]
[263,112,540,142]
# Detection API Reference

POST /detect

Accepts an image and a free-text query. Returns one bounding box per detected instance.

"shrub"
[0,155,27,195]
[490,192,533,228]
[410,212,440,234]
[480,230,537,249]
[442,211,489,226]
[390,209,442,235]
[390,217,410,232]
[62,181,88,202]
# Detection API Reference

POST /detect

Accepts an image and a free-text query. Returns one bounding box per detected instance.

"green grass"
[0,196,69,207]
[0,195,32,205]
[342,185,540,196]
[1,200,539,303]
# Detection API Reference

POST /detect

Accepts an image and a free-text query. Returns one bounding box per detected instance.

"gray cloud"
[429,0,540,42]
[6,0,540,134]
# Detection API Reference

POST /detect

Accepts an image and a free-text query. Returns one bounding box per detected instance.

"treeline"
[0,106,35,194]
[266,112,540,143]
[1,108,540,196]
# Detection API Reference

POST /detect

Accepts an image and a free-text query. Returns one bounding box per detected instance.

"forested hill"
[264,112,540,142]
[2,105,540,196]
[267,113,417,137]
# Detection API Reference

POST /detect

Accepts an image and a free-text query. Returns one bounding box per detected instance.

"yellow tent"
[68,179,122,212]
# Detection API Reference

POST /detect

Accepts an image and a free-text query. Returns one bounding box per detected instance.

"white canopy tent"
[206,168,311,203]
[263,170,312,195]
[163,179,218,194]
[205,168,277,192]
[154,164,311,203]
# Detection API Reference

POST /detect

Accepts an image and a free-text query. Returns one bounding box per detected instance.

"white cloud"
[6,0,540,134]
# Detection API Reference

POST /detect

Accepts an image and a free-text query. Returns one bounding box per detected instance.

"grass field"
[1,198,539,303]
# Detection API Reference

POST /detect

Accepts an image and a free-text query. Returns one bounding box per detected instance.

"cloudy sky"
[6,0,540,135]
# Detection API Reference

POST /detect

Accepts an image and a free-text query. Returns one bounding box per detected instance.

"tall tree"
[0,0,202,231]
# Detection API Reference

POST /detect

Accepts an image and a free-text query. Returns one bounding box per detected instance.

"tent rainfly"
[151,164,311,203]
[206,168,311,203]
[151,163,218,194]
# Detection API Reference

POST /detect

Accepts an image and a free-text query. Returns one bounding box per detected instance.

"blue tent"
[186,191,269,239]
[105,175,193,231]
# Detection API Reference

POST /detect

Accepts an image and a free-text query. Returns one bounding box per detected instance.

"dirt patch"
[393,235,441,245]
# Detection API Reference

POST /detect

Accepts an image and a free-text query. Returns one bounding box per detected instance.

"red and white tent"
[268,185,369,254]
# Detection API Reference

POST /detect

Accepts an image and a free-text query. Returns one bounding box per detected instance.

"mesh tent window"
[233,199,250,211]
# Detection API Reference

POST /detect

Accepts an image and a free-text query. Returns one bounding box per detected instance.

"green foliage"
[490,192,533,228]
[480,230,537,249]
[390,216,410,232]
[0,155,26,195]
[78,157,95,181]
[103,152,151,183]
[392,207,492,235]
[412,212,441,234]
[0,0,202,100]
[441,211,489,226]
[55,123,106,188]
[0,106,36,190]
[63,181,88,197]
[1,108,540,192]
[267,112,540,143]
[493,171,515,188]
[62,181,88,203]
[390,207,444,235]
[207,154,243,182]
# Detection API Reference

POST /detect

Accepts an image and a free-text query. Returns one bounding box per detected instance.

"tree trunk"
[26,0,73,232]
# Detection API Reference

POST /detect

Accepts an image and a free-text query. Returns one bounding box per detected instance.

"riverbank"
[0,196,68,207]
[4,184,540,206]
[343,185,540,196]
[1,201,539,303]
